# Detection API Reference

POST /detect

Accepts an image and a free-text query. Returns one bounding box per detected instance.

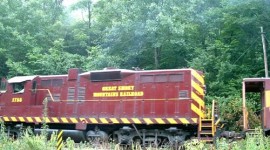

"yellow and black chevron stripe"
[191,69,205,119]
[0,116,198,124]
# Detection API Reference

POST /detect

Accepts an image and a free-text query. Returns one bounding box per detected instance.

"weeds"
[183,128,270,150]
[1,125,270,150]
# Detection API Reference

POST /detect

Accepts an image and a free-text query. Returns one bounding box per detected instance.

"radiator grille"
[68,87,75,100]
[78,87,85,100]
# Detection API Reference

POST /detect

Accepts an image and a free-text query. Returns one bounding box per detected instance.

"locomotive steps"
[199,100,220,143]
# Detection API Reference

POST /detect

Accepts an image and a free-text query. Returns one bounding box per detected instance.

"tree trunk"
[154,47,161,69]
[87,1,92,29]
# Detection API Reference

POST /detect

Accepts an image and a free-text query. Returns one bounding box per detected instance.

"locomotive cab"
[1,76,39,105]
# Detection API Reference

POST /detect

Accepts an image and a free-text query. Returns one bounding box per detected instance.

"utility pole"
[261,26,268,78]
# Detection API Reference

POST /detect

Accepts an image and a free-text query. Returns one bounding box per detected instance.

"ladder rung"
[201,125,212,128]
[200,131,213,135]
[199,137,213,142]
[201,122,212,126]
[201,119,212,121]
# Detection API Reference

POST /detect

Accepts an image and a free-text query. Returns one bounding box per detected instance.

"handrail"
[211,100,215,135]
[215,118,220,126]
[34,89,55,102]
[211,100,215,121]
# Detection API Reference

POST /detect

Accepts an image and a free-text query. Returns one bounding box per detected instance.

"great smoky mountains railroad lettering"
[93,86,144,97]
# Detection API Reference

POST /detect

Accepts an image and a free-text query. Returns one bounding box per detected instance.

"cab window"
[0,80,7,92]
[32,81,37,93]
[13,82,25,93]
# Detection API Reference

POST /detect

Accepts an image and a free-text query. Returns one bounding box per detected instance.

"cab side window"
[0,80,7,92]
[13,82,25,93]
[32,81,37,93]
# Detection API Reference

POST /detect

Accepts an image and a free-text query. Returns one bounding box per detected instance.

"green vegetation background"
[0,0,269,130]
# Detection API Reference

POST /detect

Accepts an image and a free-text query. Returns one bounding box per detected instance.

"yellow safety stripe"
[191,92,205,108]
[26,117,33,122]
[110,118,119,124]
[70,118,78,123]
[191,118,198,123]
[191,70,205,85]
[100,118,109,123]
[265,90,270,107]
[3,117,10,121]
[0,116,200,124]
[52,117,60,123]
[132,118,142,124]
[34,117,42,122]
[155,118,165,124]
[44,117,50,123]
[121,118,130,124]
[19,117,25,122]
[10,117,17,122]
[89,118,98,123]
[179,118,189,124]
[143,118,153,124]
[61,117,68,123]
[167,118,177,124]
[191,80,204,96]
[191,103,205,118]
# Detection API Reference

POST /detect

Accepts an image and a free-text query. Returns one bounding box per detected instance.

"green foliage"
[0,0,67,76]
[206,95,261,131]
[26,39,85,75]
[1,0,270,131]
[0,126,55,150]
[215,128,270,150]
[1,124,270,150]
[184,139,209,150]
[83,46,121,70]
[183,129,270,150]
[189,0,270,97]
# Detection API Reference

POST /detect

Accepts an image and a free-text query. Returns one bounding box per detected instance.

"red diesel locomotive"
[0,68,205,145]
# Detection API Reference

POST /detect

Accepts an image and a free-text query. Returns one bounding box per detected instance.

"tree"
[83,0,210,70]
[26,39,85,75]
[189,0,270,96]
[0,0,73,76]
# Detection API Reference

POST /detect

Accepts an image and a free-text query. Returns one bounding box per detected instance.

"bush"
[183,128,270,150]
[2,123,270,150]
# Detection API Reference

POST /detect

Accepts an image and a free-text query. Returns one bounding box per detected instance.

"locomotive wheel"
[6,127,21,139]
[86,130,109,145]
[160,138,171,148]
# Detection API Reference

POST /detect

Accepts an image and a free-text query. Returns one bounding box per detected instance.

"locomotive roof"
[80,68,196,75]
[80,69,135,75]
[8,76,37,83]
[39,75,68,78]
[7,68,199,83]
[132,68,195,73]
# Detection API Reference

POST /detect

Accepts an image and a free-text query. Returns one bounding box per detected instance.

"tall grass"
[1,124,270,150]
[0,122,115,150]
[0,124,55,150]
[184,128,270,150]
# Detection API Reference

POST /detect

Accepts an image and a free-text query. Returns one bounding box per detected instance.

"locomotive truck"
[0,68,218,145]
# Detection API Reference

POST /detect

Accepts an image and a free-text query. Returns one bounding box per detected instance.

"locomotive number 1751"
[12,98,23,103]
